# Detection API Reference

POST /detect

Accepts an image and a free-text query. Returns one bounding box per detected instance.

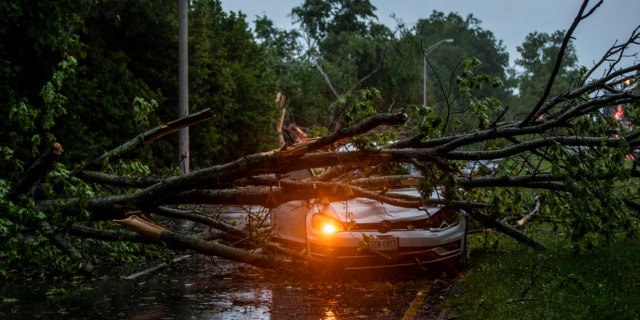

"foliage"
[453,57,506,130]
[412,11,512,116]
[0,2,174,275]
[0,56,79,277]
[0,0,639,280]
[46,287,70,297]
[335,88,380,127]
[507,30,582,119]
[288,0,393,126]
[188,0,279,166]
[266,5,513,134]
[453,230,640,319]
[291,0,378,42]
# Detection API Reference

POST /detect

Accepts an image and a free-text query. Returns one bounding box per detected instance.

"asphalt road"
[0,255,459,319]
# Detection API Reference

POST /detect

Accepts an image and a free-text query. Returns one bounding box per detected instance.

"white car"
[270,176,468,271]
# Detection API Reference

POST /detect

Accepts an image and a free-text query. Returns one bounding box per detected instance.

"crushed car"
[270,171,468,272]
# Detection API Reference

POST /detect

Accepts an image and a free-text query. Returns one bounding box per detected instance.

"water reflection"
[324,308,338,320]
[1,257,443,319]
[2,280,297,319]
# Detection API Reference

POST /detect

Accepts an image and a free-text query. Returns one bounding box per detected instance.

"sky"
[220,0,640,69]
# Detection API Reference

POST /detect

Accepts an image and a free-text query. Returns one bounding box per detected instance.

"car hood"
[328,190,439,223]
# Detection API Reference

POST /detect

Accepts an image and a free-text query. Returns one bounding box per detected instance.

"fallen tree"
[2,0,640,276]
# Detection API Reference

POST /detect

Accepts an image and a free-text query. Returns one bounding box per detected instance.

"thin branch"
[520,256,551,300]
[41,221,95,274]
[520,0,602,126]
[583,24,640,81]
[314,60,340,99]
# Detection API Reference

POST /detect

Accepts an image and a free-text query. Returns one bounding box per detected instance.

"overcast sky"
[220,0,640,69]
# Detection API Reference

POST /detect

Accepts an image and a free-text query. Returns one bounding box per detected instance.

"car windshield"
[281,168,314,181]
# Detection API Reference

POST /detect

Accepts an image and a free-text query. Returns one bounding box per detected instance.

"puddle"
[0,257,274,320]
[1,236,456,320]
[0,256,453,319]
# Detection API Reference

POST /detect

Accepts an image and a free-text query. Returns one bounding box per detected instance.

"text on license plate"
[369,237,399,251]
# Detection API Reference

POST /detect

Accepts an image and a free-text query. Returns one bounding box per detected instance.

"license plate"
[369,237,398,251]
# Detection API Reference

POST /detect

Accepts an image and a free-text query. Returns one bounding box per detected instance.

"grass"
[448,227,640,319]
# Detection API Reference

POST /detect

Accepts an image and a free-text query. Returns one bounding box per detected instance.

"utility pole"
[178,0,189,173]
[423,38,453,107]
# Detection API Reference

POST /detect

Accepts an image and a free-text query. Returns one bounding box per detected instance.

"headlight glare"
[312,213,345,233]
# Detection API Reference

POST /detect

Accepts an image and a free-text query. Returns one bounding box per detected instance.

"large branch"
[158,231,289,269]
[464,208,546,250]
[443,135,640,161]
[70,223,148,242]
[105,113,409,210]
[77,170,160,188]
[83,108,215,170]
[155,206,248,240]
[35,113,409,218]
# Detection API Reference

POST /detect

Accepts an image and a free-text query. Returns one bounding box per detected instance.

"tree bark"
[8,142,64,200]
[83,108,214,170]
[466,209,545,250]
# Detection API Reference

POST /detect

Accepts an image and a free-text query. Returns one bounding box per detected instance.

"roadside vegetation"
[451,227,640,319]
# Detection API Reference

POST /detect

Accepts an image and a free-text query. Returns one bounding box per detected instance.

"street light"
[423,38,453,107]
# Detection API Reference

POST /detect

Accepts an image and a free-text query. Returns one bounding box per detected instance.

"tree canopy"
[1,0,639,277]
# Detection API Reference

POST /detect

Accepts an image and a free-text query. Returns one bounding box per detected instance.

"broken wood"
[466,208,545,250]
[516,196,541,228]
[124,255,191,280]
[113,211,170,241]
[84,108,214,170]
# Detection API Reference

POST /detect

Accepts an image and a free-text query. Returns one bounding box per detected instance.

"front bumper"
[306,214,468,270]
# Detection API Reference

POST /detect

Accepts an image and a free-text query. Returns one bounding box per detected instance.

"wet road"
[1,207,460,319]
[0,255,458,319]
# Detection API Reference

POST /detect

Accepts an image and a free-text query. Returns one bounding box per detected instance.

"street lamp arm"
[425,38,454,57]
[423,39,454,107]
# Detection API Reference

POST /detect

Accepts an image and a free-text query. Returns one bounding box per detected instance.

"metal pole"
[178,0,189,173]
[423,53,427,107]
[423,39,453,107]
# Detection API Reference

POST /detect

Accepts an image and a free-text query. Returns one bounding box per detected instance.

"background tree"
[0,0,93,180]
[263,4,514,135]
[288,0,392,128]
[1,0,282,172]
[389,11,512,134]
[188,1,279,166]
[508,30,582,119]
[59,0,173,167]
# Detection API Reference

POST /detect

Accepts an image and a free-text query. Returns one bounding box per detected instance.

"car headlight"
[312,213,345,234]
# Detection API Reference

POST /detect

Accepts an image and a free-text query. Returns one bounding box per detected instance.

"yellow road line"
[401,287,430,320]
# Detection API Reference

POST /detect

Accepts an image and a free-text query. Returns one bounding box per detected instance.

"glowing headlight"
[312,213,345,233]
